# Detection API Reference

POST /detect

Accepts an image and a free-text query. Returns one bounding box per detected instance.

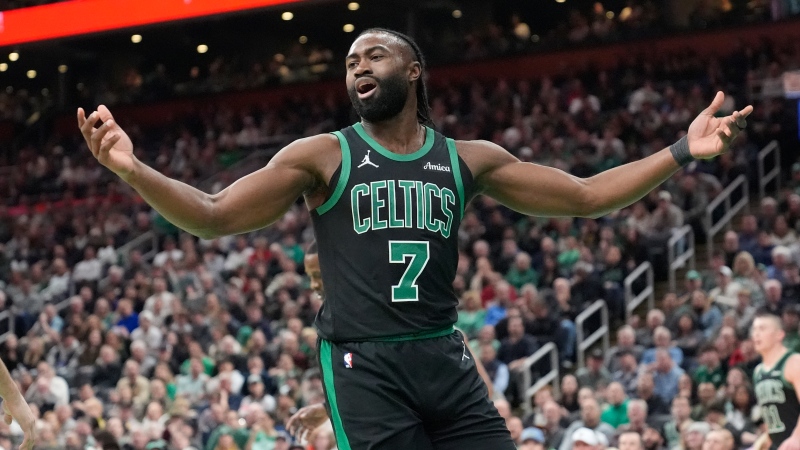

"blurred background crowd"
[0,0,799,450]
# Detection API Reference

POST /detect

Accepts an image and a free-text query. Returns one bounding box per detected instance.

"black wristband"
[669,135,694,166]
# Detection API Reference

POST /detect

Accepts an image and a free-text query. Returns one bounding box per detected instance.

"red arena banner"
[0,0,301,47]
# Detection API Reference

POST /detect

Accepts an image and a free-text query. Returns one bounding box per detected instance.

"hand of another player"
[686,91,753,159]
[77,105,137,179]
[778,436,800,450]
[286,403,328,442]
[3,400,35,450]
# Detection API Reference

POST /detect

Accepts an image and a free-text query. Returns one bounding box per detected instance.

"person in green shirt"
[600,382,630,428]
[180,341,216,376]
[505,252,539,290]
[692,345,726,389]
[782,306,800,353]
[455,291,487,339]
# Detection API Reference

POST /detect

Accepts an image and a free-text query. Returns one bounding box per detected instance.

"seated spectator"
[690,290,723,339]
[506,252,539,290]
[116,359,150,410]
[575,349,611,391]
[650,349,685,405]
[540,400,567,449]
[690,382,718,420]
[704,400,742,448]
[708,266,741,308]
[605,325,644,373]
[480,344,509,397]
[635,372,669,416]
[238,374,276,414]
[456,291,486,339]
[783,305,800,352]
[732,252,765,306]
[641,326,684,367]
[600,382,629,428]
[175,357,209,408]
[673,312,705,363]
[692,345,726,389]
[725,385,758,447]
[636,309,665,349]
[559,375,581,415]
[762,279,785,316]
[612,350,639,399]
[486,281,515,327]
[662,396,692,449]
[616,399,650,435]
[559,397,615,450]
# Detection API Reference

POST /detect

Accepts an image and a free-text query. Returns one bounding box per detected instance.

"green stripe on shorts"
[320,340,352,450]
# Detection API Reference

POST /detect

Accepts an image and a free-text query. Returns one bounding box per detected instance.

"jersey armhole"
[315,131,351,215]
[446,138,465,219]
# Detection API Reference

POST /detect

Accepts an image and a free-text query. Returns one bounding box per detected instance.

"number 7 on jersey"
[389,241,430,302]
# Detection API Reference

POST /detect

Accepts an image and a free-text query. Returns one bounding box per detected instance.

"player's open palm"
[686,91,753,159]
[77,105,136,178]
[778,437,800,450]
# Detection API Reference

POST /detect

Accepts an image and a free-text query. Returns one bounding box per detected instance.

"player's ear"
[408,61,421,83]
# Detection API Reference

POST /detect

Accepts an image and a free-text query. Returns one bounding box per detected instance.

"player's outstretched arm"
[78,106,336,239]
[778,355,800,450]
[463,92,752,218]
[0,358,35,450]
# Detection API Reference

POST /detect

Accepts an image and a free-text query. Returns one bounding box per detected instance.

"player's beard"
[348,72,410,123]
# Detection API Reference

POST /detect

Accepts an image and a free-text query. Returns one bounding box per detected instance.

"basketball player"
[0,358,35,449]
[79,28,751,450]
[752,312,800,450]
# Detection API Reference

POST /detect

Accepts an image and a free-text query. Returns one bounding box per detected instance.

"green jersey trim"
[353,122,435,162]
[365,325,455,342]
[446,138,465,219]
[320,340,352,450]
[316,131,352,215]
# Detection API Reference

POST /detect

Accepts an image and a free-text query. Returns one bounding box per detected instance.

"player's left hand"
[686,91,753,159]
[3,400,35,450]
[777,436,800,450]
[286,403,328,442]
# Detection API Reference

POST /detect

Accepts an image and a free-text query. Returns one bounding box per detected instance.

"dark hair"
[358,28,433,127]
[753,309,785,331]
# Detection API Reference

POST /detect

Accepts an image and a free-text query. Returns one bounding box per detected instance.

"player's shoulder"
[783,353,800,382]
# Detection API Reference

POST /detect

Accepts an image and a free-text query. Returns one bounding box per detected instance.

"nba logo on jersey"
[344,352,353,368]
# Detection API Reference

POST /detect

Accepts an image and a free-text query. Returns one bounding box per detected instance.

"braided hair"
[357,28,433,127]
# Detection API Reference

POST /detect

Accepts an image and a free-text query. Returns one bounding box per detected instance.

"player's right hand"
[77,105,136,179]
[286,403,328,442]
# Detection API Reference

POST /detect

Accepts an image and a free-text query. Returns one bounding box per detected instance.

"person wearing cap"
[678,270,704,305]
[519,427,546,450]
[576,349,611,391]
[238,374,276,415]
[708,265,741,308]
[569,427,602,450]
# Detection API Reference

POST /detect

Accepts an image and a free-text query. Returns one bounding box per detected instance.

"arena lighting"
[282,11,294,20]
[347,2,359,11]
[299,35,308,44]
[452,9,462,18]
[0,0,303,47]
[131,34,142,43]
[343,23,355,32]
[0,63,7,72]
[556,0,566,3]
[197,44,208,54]
[58,64,68,73]
[26,69,36,78]
[8,52,19,61]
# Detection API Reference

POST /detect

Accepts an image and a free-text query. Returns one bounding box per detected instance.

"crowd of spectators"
[0,13,799,450]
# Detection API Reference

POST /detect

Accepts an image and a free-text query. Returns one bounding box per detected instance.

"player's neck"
[761,345,788,367]
[360,110,423,155]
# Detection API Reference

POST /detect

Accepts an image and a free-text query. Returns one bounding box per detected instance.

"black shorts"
[318,329,515,450]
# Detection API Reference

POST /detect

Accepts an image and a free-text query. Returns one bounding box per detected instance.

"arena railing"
[521,342,559,416]
[624,261,654,321]
[758,140,780,201]
[668,225,696,293]
[0,308,15,344]
[703,175,749,263]
[576,299,610,369]
[115,230,159,264]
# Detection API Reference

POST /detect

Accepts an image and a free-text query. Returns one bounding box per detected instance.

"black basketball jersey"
[310,123,475,342]
[754,351,800,449]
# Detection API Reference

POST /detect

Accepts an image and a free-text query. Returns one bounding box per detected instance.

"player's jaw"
[347,71,409,123]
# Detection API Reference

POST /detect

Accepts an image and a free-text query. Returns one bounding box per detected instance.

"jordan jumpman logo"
[358,149,379,168]
[462,341,471,361]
